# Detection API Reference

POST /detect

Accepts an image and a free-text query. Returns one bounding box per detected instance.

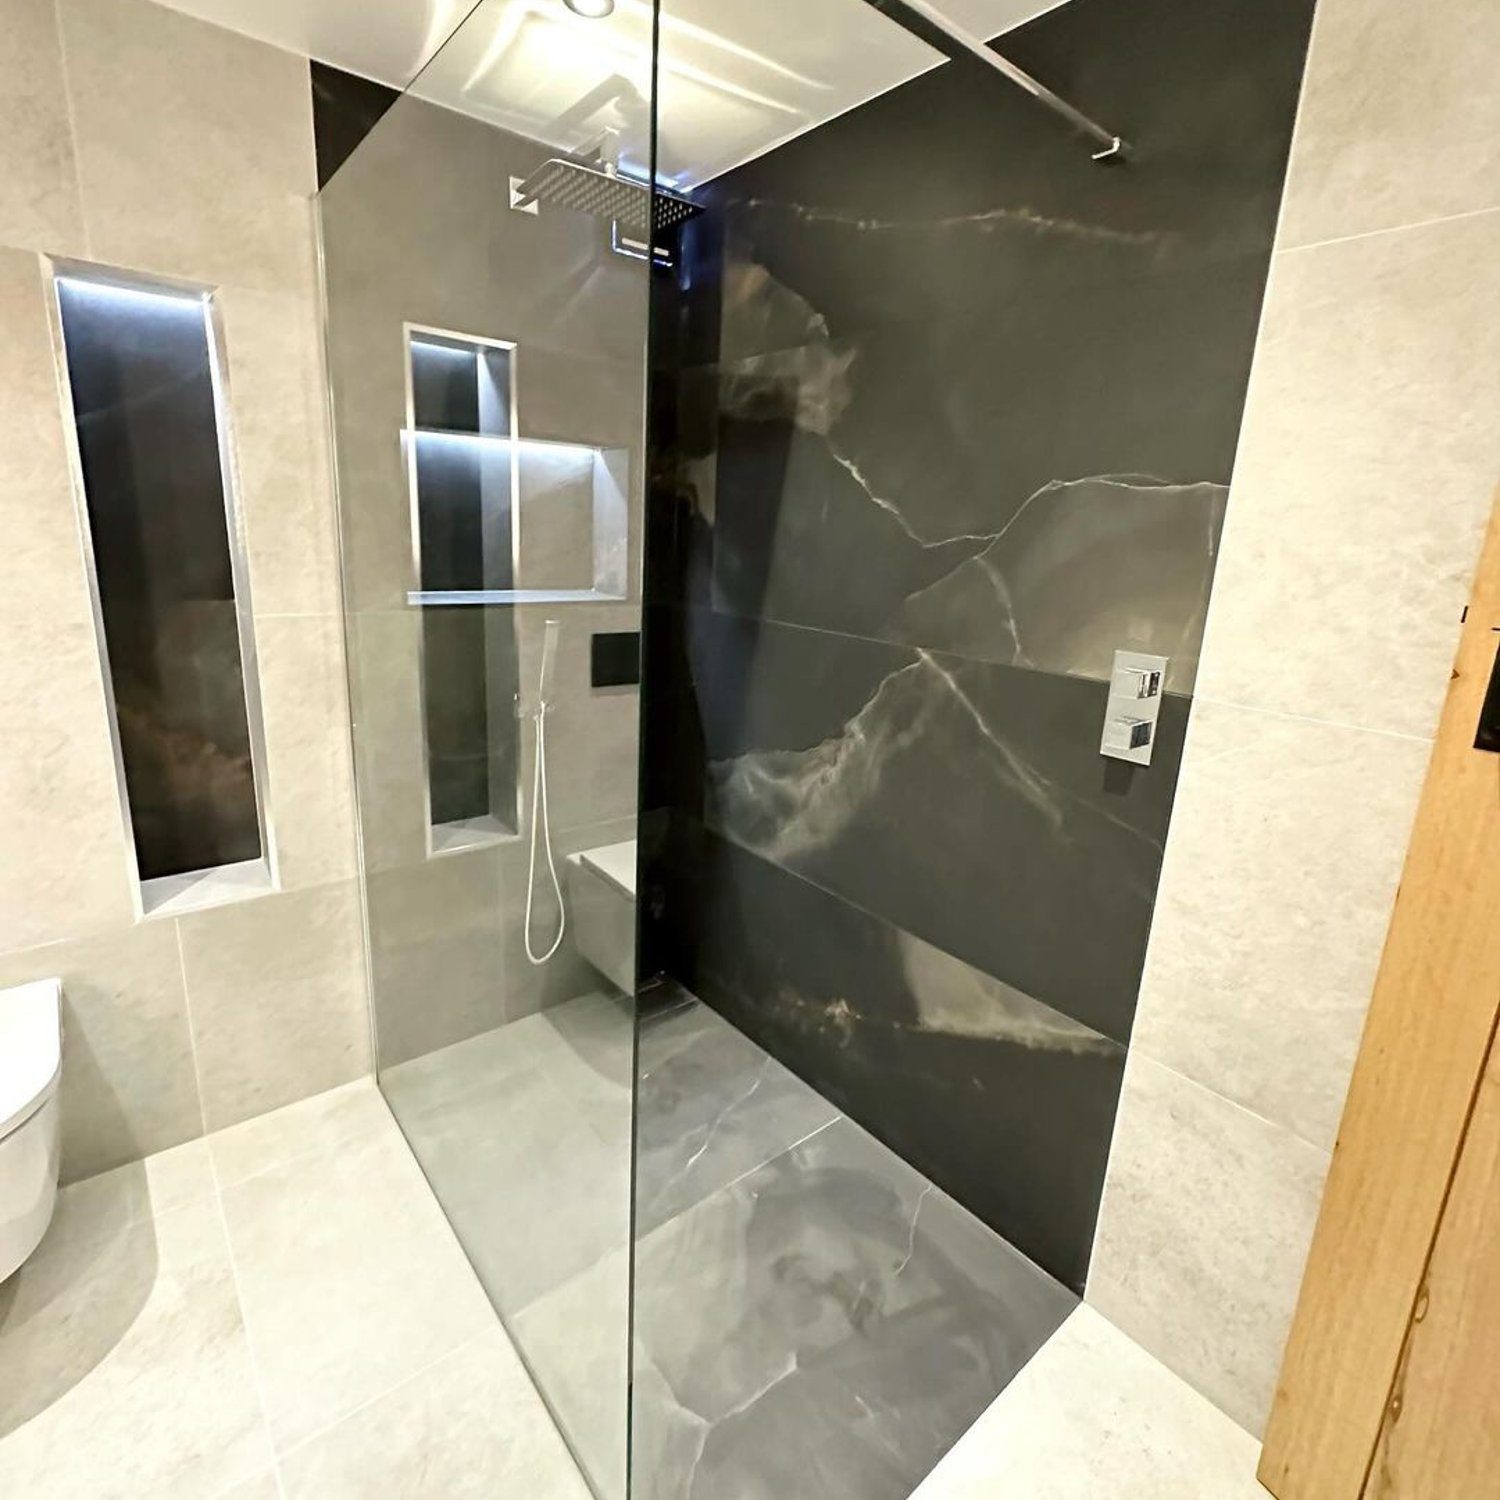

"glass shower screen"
[319,5,656,1496]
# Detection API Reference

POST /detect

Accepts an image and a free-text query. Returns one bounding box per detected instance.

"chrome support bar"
[866,0,1129,161]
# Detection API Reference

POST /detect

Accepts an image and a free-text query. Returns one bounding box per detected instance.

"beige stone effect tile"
[1087,1055,1329,1436]
[0,247,136,950]
[217,1107,495,1453]
[0,922,203,1184]
[0,0,85,255]
[0,247,95,626]
[911,1305,1265,1500]
[58,0,317,295]
[366,847,507,1068]
[280,1326,591,1500]
[1131,702,1428,1151]
[60,1137,217,1227]
[0,1189,274,1498]
[219,282,343,619]
[178,881,370,1130]
[0,614,136,951]
[1278,0,1500,248]
[1199,210,1500,738]
[209,1077,392,1189]
[212,1473,281,1500]
[346,608,429,874]
[257,614,359,890]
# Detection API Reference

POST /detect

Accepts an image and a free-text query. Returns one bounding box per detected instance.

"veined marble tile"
[279,1328,590,1500]
[1087,1054,1329,1435]
[687,614,1182,1044]
[635,993,839,1234]
[911,1305,1266,1499]
[631,1116,1075,1500]
[218,1108,493,1452]
[0,1195,273,1497]
[659,827,1126,1288]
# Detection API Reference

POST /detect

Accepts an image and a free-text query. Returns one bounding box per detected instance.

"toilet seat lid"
[0,979,62,1137]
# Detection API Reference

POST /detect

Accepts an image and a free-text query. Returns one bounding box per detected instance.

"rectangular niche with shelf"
[402,324,629,607]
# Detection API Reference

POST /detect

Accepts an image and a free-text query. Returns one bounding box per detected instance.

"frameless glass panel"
[54,269,264,886]
[318,3,656,1495]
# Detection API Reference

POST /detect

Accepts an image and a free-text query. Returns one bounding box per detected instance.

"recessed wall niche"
[52,263,271,910]
[401,325,629,605]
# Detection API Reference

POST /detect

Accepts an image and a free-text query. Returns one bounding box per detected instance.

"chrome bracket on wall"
[1100,650,1169,765]
[863,0,1130,160]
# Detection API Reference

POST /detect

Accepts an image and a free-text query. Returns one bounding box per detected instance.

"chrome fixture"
[524,620,566,965]
[865,0,1128,160]
[1100,650,1169,765]
[564,0,616,17]
[509,156,701,238]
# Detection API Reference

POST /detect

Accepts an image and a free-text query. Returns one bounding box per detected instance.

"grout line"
[49,0,89,258]
[270,1330,487,1469]
[1277,201,1500,257]
[1191,690,1437,746]
[205,1123,290,1500]
[1123,1047,1335,1162]
[173,920,212,1138]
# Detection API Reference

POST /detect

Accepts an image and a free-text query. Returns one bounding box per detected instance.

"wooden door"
[1259,496,1500,1499]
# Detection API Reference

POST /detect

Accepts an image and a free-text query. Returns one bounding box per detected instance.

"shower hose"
[524,633,565,966]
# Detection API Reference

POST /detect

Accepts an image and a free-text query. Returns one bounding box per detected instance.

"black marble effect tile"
[632,1101,1076,1500]
[672,611,1182,1043]
[646,827,1127,1288]
[656,0,1315,691]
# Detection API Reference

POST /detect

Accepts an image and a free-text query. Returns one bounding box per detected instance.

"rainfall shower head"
[510,157,701,238]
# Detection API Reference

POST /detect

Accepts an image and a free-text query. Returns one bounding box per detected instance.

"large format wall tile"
[59,0,317,295]
[0,922,203,1184]
[1130,702,1428,1151]
[1087,1054,1329,1434]
[0,247,137,950]
[256,614,359,890]
[679,612,1184,1043]
[652,824,1127,1290]
[219,282,344,620]
[1198,208,1500,737]
[366,848,506,1067]
[1276,0,1500,248]
[0,0,85,256]
[178,881,370,1129]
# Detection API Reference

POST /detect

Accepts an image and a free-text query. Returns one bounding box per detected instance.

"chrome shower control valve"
[1100,650,1169,765]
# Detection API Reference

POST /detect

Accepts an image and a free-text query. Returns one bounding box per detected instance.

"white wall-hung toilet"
[0,978,63,1281]
[567,839,637,995]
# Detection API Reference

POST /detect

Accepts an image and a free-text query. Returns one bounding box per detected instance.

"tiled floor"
[0,1078,590,1500]
[1,990,1274,1500]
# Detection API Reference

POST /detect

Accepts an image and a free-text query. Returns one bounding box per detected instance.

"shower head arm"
[864,0,1129,161]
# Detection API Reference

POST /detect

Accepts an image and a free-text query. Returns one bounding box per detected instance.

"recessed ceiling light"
[565,0,615,16]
